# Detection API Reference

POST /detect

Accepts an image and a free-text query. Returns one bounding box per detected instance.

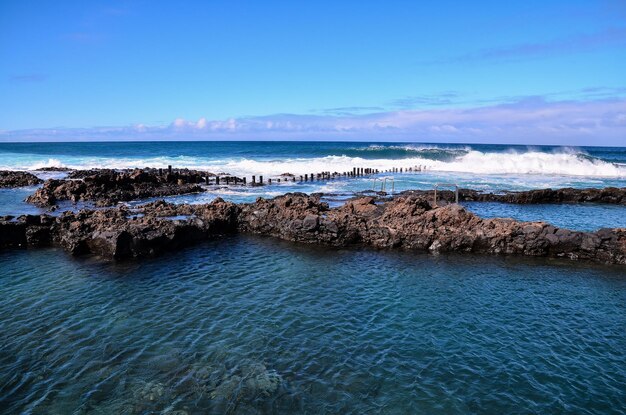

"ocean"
[1,141,625,414]
[2,141,626,229]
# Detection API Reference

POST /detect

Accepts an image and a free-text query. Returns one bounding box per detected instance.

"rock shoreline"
[2,193,624,265]
[2,167,625,207]
[396,187,626,205]
[0,171,43,188]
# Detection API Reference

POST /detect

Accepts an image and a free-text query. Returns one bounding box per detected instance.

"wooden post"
[259,175,263,184]
[305,174,308,181]
[243,177,247,185]
[216,176,220,185]
[268,178,272,184]
[168,165,172,175]
[205,175,209,184]
[252,175,256,184]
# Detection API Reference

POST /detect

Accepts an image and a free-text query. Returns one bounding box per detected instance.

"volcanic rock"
[26,168,208,207]
[2,192,625,264]
[401,187,626,205]
[0,171,43,188]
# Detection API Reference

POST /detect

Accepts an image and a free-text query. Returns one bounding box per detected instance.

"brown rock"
[0,171,42,188]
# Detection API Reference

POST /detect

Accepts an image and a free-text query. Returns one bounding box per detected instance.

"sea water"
[0,237,625,414]
[1,142,626,231]
[1,142,625,414]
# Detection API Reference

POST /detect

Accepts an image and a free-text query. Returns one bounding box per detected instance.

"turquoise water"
[1,236,625,414]
[1,141,625,231]
[1,142,625,195]
[462,202,626,231]
[3,185,624,233]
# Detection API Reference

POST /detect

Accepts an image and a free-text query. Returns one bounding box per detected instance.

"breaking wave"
[1,147,625,178]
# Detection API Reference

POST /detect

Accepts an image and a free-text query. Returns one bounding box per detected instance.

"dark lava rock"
[0,171,43,188]
[400,187,626,205]
[2,193,625,264]
[35,167,74,172]
[26,168,208,207]
[239,193,626,264]
[0,198,240,259]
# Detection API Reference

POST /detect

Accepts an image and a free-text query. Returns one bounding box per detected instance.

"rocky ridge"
[2,193,624,264]
[26,168,207,207]
[0,171,43,188]
[399,187,626,205]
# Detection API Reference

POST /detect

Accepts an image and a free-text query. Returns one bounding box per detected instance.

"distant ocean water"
[1,141,625,181]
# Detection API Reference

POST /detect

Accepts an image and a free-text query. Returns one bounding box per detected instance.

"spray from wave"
[2,147,625,178]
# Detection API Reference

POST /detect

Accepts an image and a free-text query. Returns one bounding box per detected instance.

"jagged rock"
[239,193,626,264]
[400,187,626,205]
[0,171,42,188]
[1,192,625,264]
[26,168,208,207]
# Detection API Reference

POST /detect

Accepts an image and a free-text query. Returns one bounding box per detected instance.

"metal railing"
[372,177,395,192]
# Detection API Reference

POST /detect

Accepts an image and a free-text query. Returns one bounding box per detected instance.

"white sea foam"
[2,149,625,178]
[357,144,473,153]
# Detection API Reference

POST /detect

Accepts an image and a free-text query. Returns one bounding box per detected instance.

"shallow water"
[3,180,625,233]
[464,202,626,231]
[1,236,624,414]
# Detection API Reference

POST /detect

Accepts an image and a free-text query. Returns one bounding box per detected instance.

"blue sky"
[1,0,625,144]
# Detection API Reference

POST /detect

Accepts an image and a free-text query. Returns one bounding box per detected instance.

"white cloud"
[196,117,208,129]
[173,118,187,128]
[2,97,626,145]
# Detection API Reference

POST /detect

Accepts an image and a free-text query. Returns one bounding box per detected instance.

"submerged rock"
[133,381,165,402]
[0,170,42,188]
[211,363,283,404]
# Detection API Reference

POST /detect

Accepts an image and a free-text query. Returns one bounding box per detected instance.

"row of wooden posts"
[163,164,421,187]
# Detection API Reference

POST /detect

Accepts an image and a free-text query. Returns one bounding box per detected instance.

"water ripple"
[0,237,625,414]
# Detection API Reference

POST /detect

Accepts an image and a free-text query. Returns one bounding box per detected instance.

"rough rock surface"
[398,187,626,205]
[2,193,625,264]
[239,194,626,264]
[1,198,238,258]
[0,171,43,188]
[26,168,208,207]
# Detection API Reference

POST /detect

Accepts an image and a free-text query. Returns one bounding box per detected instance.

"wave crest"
[2,148,625,178]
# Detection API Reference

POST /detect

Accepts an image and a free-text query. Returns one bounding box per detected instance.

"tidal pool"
[0,236,624,414]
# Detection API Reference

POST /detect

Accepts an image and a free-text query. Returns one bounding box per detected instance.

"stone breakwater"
[2,193,625,264]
